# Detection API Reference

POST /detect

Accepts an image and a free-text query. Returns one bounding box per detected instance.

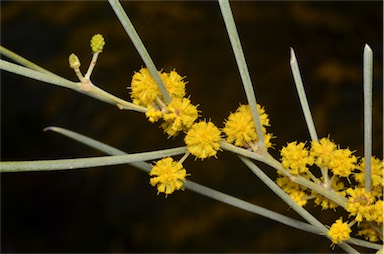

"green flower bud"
[90,34,105,53]
[69,53,81,69]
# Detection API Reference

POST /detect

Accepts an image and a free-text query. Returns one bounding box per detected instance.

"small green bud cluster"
[90,34,105,53]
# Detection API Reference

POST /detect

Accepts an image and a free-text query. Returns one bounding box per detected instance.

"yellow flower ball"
[90,34,105,53]
[149,157,188,196]
[223,104,272,148]
[328,218,351,244]
[162,98,199,137]
[185,121,221,159]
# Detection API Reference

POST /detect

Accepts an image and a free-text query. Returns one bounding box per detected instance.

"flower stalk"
[0,58,146,113]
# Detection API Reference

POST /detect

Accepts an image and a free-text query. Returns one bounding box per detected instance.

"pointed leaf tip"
[290,47,296,64]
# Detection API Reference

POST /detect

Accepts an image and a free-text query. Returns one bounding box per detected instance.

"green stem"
[363,44,373,192]
[218,0,265,148]
[348,238,382,250]
[84,52,100,80]
[220,141,264,161]
[0,45,59,77]
[88,82,147,113]
[0,147,187,173]
[1,59,79,89]
[0,59,146,113]
[178,151,190,164]
[45,126,151,171]
[44,126,127,155]
[183,179,319,234]
[108,0,171,104]
[220,141,290,177]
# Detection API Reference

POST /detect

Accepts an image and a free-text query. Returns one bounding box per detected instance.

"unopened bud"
[69,53,81,69]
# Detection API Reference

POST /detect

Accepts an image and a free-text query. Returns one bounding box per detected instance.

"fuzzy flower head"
[280,141,314,175]
[130,68,186,108]
[310,137,337,168]
[327,218,351,244]
[185,121,222,160]
[310,137,359,178]
[327,148,357,178]
[161,70,187,99]
[357,222,382,242]
[367,200,383,224]
[145,105,164,123]
[149,157,188,196]
[223,104,272,149]
[131,68,165,107]
[90,34,105,53]
[161,98,199,137]
[345,187,376,222]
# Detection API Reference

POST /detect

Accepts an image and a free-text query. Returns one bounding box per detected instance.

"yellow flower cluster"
[223,104,273,150]
[130,68,224,162]
[130,68,225,194]
[327,218,351,245]
[130,67,278,195]
[281,141,313,175]
[131,69,275,164]
[345,156,383,242]
[149,157,188,196]
[280,137,359,181]
[128,64,382,249]
[90,34,105,53]
[342,157,383,243]
[131,68,198,137]
[131,68,186,108]
[278,136,383,245]
[185,121,222,160]
[126,60,383,248]
[311,138,358,177]
[345,188,382,223]
[162,98,199,137]
[357,222,381,242]
[73,35,383,249]
[278,138,381,204]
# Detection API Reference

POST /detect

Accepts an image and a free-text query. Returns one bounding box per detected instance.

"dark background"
[1,1,382,253]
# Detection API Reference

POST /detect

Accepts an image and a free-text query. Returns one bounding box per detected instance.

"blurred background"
[1,1,382,252]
